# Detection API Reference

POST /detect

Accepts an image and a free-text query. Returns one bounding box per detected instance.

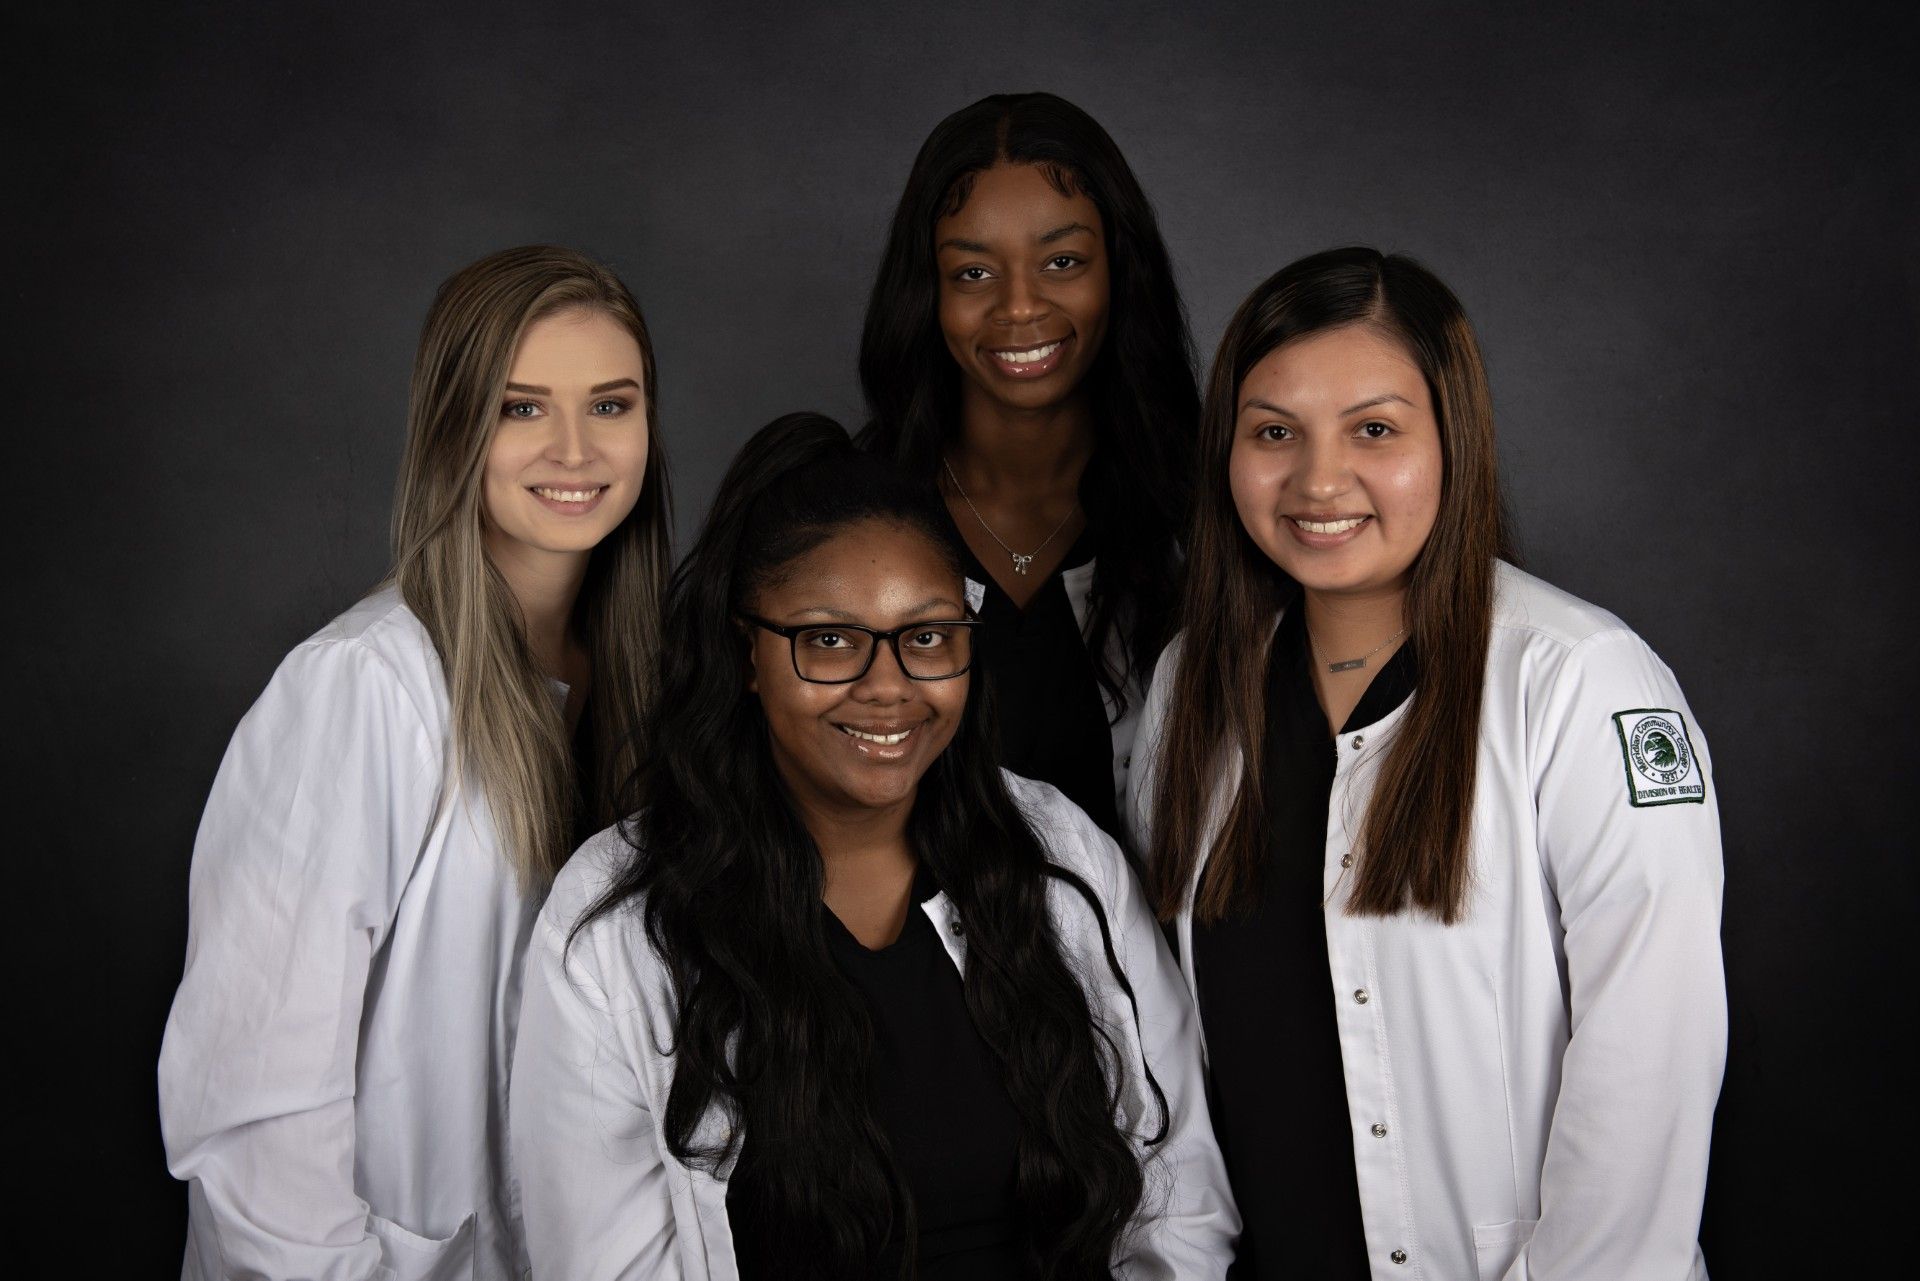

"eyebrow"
[1038,221,1096,244]
[1239,392,1415,417]
[1340,392,1414,414]
[502,378,641,396]
[936,222,1098,255]
[788,597,965,622]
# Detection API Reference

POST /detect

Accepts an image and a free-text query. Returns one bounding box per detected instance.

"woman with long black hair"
[1131,248,1724,1278]
[511,414,1235,1280]
[859,91,1196,837]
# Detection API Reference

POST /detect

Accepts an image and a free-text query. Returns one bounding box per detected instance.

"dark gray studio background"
[10,0,1915,1270]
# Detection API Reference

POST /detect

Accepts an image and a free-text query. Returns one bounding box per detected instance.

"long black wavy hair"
[857,91,1198,712]
[581,412,1168,1279]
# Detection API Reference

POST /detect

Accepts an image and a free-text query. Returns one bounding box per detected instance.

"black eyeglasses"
[741,615,981,684]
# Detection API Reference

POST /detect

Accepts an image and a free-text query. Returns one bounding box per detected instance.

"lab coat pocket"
[1472,1217,1537,1281]
[369,1210,477,1281]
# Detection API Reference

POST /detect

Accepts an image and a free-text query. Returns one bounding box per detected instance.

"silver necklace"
[942,459,1077,576]
[1310,626,1406,673]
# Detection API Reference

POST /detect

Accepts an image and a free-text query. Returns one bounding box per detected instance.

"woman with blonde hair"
[160,244,671,1279]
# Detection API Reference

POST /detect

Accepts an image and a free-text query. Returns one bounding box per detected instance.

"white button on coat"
[1128,564,1726,1281]
[159,588,539,1279]
[510,772,1240,1279]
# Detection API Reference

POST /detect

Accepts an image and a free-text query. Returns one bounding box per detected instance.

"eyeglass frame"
[739,614,982,685]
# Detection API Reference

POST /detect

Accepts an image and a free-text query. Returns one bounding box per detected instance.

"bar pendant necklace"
[1317,627,1406,673]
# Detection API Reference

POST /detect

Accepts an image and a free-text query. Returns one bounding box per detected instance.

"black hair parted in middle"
[581,411,1169,1280]
[858,91,1199,715]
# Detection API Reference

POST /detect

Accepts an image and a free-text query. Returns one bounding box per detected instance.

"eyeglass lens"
[792,624,972,682]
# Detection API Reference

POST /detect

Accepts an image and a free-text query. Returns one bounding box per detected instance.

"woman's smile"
[1285,512,1374,548]
[527,483,610,514]
[984,336,1071,379]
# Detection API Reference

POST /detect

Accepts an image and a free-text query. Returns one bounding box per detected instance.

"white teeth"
[1294,517,1366,534]
[841,726,912,745]
[534,487,602,503]
[995,341,1062,365]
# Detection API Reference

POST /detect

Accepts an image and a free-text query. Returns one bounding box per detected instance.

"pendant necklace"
[942,458,1077,576]
[1311,626,1407,673]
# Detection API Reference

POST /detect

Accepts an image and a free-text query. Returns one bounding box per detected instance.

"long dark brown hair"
[1148,247,1513,925]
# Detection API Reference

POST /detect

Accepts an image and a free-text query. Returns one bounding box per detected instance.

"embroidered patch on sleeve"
[1612,709,1706,807]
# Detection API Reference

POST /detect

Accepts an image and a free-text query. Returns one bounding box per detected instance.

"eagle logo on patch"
[1612,710,1705,807]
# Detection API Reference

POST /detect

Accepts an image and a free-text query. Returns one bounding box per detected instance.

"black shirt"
[1191,605,1416,1279]
[728,867,1026,1279]
[950,516,1120,836]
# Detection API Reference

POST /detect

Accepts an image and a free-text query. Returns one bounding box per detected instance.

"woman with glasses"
[859,92,1199,837]
[511,413,1236,1280]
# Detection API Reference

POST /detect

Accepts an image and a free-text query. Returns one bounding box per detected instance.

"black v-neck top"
[727,866,1026,1279]
[948,513,1120,836]
[1191,605,1417,1279]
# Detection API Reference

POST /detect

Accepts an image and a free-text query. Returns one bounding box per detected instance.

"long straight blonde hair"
[390,245,672,889]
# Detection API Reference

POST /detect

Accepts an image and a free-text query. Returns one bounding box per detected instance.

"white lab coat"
[1126,562,1726,1281]
[509,772,1240,1280]
[159,587,538,1280]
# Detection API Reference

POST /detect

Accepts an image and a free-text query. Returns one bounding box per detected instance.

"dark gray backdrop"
[11,0,1915,1271]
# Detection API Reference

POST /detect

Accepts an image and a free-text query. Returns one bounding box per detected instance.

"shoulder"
[1490,562,1681,686]
[542,823,640,938]
[1003,770,1125,905]
[313,584,426,645]
[1138,629,1187,727]
[1154,629,1188,676]
[1489,561,1639,651]
[1487,564,1708,780]
[264,587,446,726]
[227,588,446,764]
[303,586,445,701]
[526,823,653,1004]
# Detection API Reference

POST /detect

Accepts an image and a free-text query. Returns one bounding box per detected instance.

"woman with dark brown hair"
[1128,247,1725,1279]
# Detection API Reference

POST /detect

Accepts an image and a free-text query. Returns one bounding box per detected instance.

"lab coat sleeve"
[1047,793,1239,1279]
[157,638,441,1280]
[1516,631,1725,1280]
[512,901,682,1280]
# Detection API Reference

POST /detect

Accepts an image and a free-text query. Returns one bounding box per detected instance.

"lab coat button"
[1391,1250,1408,1264]
[1340,854,1353,868]
[1123,755,1132,768]
[1353,988,1370,1004]
[949,919,965,936]
[1371,1123,1388,1137]
[1352,735,1365,748]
